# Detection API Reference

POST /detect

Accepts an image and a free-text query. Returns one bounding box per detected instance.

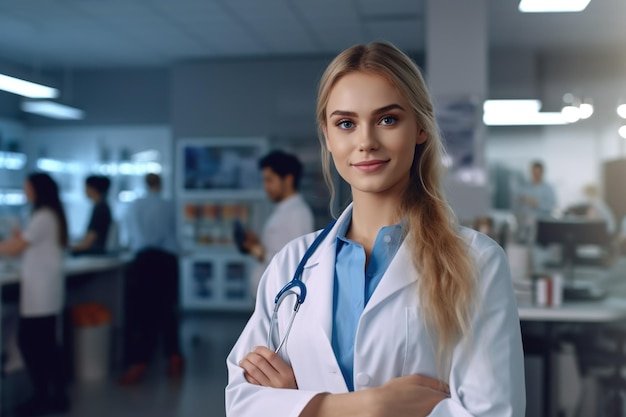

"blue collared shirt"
[126,192,178,254]
[331,214,404,391]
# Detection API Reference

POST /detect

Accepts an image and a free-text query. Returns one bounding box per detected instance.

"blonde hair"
[316,42,476,371]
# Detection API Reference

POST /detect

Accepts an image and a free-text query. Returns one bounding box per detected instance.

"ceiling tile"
[0,0,623,69]
[364,19,424,52]
[356,0,424,17]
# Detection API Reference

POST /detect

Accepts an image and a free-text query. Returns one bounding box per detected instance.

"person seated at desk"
[564,184,616,235]
[564,184,618,266]
[71,175,112,256]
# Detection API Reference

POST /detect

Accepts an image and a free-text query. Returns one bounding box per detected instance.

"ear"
[284,173,295,190]
[416,128,427,145]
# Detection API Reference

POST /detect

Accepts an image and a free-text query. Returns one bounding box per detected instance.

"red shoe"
[168,354,184,379]
[117,363,148,385]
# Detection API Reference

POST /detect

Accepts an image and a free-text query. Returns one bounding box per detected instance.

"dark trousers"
[18,315,66,401]
[124,248,181,365]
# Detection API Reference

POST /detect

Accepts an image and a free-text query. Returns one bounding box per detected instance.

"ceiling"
[0,0,624,70]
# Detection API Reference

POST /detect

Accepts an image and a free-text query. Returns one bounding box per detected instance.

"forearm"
[0,238,27,256]
[300,390,375,417]
[72,231,96,250]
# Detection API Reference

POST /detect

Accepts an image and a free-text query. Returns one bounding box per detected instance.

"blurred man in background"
[118,173,183,385]
[514,160,557,242]
[241,150,314,297]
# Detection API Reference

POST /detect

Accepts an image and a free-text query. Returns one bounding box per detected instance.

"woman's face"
[323,71,426,198]
[24,180,35,203]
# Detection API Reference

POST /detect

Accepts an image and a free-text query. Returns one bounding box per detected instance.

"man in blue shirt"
[118,173,183,385]
[514,161,557,242]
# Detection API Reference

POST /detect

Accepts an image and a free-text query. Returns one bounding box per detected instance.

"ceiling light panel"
[519,0,591,13]
[21,101,85,120]
[0,74,59,98]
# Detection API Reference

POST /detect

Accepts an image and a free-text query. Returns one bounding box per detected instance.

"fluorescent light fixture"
[484,112,569,126]
[618,104,626,119]
[483,99,570,126]
[36,158,81,173]
[0,151,27,170]
[579,102,594,119]
[0,74,59,99]
[519,0,591,13]
[483,99,541,115]
[561,105,581,123]
[619,125,626,139]
[132,149,160,162]
[0,191,26,206]
[94,161,162,176]
[21,100,84,120]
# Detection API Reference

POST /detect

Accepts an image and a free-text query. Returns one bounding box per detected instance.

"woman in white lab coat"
[226,42,525,417]
[0,172,70,416]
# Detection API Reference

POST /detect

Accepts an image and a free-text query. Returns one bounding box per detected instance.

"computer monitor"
[535,218,609,285]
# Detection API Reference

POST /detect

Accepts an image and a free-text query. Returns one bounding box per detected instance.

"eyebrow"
[328,103,406,118]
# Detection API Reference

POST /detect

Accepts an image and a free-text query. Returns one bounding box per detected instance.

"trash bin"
[71,303,112,382]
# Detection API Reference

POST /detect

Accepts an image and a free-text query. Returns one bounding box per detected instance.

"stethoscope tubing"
[266,219,337,353]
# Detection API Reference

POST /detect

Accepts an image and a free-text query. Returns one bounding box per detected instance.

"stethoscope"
[267,219,337,353]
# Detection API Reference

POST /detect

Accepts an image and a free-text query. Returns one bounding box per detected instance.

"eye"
[379,115,398,126]
[380,115,398,125]
[337,120,355,129]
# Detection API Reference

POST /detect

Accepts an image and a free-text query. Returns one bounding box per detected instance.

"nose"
[358,125,379,151]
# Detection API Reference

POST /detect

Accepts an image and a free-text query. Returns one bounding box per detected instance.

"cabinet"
[176,138,268,310]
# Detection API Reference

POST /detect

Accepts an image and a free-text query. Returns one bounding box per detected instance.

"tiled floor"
[2,311,251,417]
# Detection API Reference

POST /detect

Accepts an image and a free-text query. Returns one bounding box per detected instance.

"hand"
[10,229,22,240]
[524,196,538,207]
[239,346,298,389]
[369,374,450,417]
[242,230,264,261]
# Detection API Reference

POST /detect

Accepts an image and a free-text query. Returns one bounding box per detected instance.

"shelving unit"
[176,137,268,311]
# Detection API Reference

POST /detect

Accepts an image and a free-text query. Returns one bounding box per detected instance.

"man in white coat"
[241,150,314,297]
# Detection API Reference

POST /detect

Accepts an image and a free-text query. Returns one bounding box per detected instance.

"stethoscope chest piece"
[267,280,306,354]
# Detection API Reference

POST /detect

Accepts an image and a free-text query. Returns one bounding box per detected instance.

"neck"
[348,191,402,247]
[278,189,297,202]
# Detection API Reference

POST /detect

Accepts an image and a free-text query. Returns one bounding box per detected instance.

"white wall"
[0,118,27,190]
[25,125,172,240]
[0,118,25,149]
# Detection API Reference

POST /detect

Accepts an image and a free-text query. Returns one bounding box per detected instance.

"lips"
[352,159,389,172]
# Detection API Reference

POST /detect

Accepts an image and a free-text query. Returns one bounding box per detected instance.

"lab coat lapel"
[300,243,337,343]
[299,206,352,343]
[363,242,419,313]
[288,209,350,392]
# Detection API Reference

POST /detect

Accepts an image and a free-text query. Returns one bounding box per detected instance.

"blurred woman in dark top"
[71,175,112,255]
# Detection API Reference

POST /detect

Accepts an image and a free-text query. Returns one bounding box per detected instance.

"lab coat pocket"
[402,307,438,378]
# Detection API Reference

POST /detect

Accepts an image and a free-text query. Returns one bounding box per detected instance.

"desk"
[519,297,626,322]
[518,296,626,417]
[0,255,129,416]
[0,255,128,284]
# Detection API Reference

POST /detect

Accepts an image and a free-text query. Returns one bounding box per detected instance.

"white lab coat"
[226,205,525,417]
[251,193,314,295]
